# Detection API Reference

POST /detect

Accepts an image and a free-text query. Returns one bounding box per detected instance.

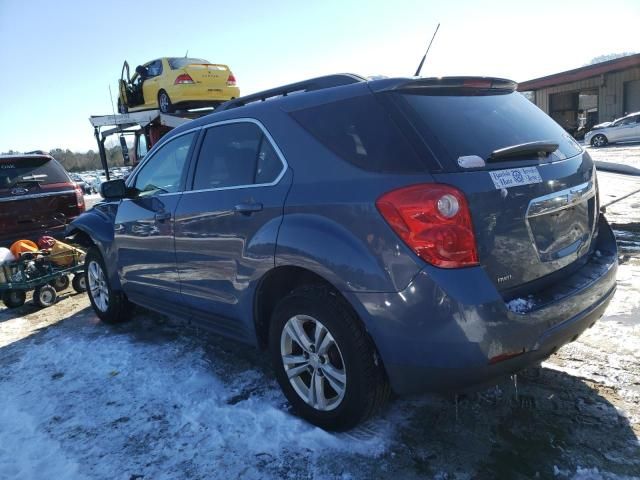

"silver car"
[585,112,640,147]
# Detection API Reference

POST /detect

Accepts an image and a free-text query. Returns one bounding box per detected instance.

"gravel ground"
[1,144,639,480]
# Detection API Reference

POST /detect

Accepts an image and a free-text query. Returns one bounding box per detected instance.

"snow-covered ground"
[1,144,639,479]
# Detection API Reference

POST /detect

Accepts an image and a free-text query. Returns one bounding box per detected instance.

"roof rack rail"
[215,73,366,112]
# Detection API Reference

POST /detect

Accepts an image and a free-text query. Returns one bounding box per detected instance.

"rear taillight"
[226,74,237,86]
[376,183,479,268]
[174,73,195,84]
[74,185,85,212]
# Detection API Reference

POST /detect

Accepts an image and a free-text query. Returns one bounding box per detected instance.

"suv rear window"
[395,91,583,169]
[289,95,424,173]
[0,157,70,188]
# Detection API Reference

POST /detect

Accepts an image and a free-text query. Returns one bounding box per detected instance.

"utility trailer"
[88,109,212,180]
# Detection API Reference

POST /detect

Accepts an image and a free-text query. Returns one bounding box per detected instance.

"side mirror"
[101,179,127,200]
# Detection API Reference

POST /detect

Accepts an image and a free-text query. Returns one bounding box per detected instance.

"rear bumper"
[167,85,240,104]
[346,216,618,395]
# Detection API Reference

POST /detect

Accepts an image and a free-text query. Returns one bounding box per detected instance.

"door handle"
[155,212,171,221]
[234,202,263,215]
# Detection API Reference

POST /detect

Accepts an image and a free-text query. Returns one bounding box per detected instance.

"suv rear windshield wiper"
[488,141,559,162]
[8,177,47,188]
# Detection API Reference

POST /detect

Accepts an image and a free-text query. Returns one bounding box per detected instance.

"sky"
[0,0,639,152]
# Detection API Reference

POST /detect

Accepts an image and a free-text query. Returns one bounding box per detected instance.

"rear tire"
[2,290,26,308]
[34,285,57,308]
[269,286,390,430]
[158,90,174,113]
[52,275,70,292]
[85,247,133,323]
[591,134,608,147]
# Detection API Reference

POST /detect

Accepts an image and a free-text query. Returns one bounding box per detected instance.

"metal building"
[518,53,640,135]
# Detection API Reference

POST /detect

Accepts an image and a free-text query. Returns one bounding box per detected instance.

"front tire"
[158,90,174,113]
[591,134,608,147]
[34,284,57,308]
[2,290,26,308]
[269,286,390,430]
[85,247,133,323]
[72,273,87,293]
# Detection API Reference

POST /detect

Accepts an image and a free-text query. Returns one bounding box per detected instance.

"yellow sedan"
[118,57,240,113]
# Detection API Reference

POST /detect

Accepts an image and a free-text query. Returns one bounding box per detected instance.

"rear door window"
[394,91,583,170]
[289,95,425,173]
[192,122,284,190]
[0,157,69,188]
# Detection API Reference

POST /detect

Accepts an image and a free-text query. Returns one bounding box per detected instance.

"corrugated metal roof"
[518,53,640,91]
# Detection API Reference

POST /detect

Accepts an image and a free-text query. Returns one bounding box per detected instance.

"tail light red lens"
[74,185,85,212]
[226,74,237,86]
[376,183,479,268]
[463,78,492,88]
[174,73,195,85]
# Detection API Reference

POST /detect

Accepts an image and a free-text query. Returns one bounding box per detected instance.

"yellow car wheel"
[158,90,174,113]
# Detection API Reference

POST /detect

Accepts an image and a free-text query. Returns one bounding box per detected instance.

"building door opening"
[550,92,579,136]
[624,79,640,115]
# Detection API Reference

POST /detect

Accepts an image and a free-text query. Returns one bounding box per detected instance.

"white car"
[585,112,640,147]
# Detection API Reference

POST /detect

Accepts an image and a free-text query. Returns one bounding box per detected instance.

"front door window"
[133,132,195,196]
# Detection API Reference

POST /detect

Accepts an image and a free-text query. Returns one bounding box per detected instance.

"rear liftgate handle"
[234,202,263,215]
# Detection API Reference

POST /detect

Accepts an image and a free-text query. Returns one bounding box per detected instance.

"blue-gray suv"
[69,74,618,430]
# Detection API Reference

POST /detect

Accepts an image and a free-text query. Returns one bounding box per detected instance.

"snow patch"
[0,323,389,479]
[0,403,84,480]
[554,465,640,480]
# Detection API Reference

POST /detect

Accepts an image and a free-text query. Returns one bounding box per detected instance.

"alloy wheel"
[592,135,606,147]
[87,260,109,312]
[159,93,169,112]
[280,314,347,411]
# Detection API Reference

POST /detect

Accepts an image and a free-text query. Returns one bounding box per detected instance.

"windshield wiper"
[8,178,46,188]
[488,141,559,162]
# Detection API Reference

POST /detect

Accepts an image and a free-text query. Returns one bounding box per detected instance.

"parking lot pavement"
[83,193,102,210]
[1,145,640,479]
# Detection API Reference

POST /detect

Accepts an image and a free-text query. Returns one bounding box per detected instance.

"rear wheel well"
[254,266,361,350]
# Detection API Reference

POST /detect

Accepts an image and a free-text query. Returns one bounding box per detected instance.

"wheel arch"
[252,265,383,365]
[66,209,122,290]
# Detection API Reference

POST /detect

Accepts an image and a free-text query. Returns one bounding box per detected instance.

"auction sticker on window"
[488,167,542,189]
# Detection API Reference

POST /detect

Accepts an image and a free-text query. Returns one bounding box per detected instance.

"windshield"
[395,91,583,169]
[0,157,69,188]
[168,57,210,69]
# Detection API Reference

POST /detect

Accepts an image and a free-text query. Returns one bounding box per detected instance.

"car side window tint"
[193,122,282,190]
[147,60,163,77]
[620,116,636,126]
[290,95,425,173]
[255,136,282,184]
[134,132,195,197]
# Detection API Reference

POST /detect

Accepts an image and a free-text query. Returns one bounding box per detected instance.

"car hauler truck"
[89,109,210,180]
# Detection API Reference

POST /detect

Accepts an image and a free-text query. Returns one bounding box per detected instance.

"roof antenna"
[414,23,440,77]
[185,50,189,58]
